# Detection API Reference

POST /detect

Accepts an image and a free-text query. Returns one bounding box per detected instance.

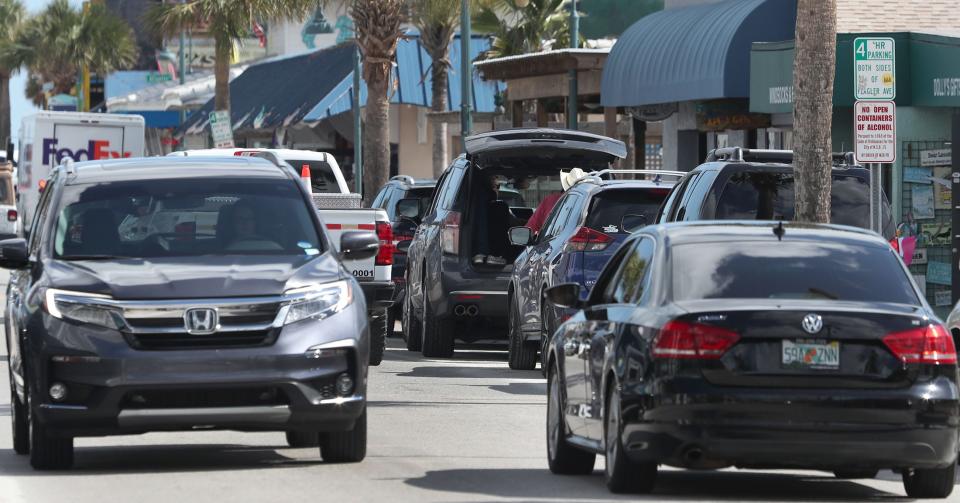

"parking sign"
[854,37,895,100]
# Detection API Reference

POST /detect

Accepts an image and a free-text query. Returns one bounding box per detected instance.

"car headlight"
[283,280,353,325]
[44,289,125,330]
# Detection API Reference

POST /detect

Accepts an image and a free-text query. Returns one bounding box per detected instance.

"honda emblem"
[184,308,219,335]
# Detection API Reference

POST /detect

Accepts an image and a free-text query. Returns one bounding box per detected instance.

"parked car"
[170,148,394,365]
[505,169,679,370]
[543,221,957,498]
[3,156,377,470]
[400,128,627,356]
[655,147,896,238]
[0,161,19,239]
[371,175,437,335]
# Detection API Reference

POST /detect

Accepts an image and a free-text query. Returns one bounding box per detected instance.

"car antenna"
[773,221,785,241]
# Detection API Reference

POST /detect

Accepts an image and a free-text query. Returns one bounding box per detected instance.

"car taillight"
[393,229,414,253]
[883,324,957,364]
[375,221,395,266]
[653,320,740,360]
[564,227,613,252]
[7,209,16,222]
[441,212,460,255]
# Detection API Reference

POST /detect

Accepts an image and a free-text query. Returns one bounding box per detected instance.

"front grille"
[128,329,276,350]
[120,386,288,409]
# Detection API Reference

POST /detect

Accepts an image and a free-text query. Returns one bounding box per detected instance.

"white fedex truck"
[18,112,145,232]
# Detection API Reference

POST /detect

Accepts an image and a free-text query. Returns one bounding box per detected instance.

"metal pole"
[178,12,186,126]
[353,45,363,195]
[460,0,472,150]
[567,0,579,130]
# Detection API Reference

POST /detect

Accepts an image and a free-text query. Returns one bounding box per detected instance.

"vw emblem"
[184,308,219,335]
[801,313,823,335]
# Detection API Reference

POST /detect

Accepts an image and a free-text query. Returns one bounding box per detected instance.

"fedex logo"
[42,138,132,166]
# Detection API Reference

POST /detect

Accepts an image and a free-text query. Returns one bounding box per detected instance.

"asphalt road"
[0,282,955,501]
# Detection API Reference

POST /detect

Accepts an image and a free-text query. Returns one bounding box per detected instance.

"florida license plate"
[782,339,840,370]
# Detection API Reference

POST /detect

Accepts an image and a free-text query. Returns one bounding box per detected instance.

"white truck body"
[18,112,145,232]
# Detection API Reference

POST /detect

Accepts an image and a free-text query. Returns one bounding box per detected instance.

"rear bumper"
[359,280,395,309]
[437,268,510,321]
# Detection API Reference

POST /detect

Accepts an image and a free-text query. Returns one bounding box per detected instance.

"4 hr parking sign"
[854,37,896,100]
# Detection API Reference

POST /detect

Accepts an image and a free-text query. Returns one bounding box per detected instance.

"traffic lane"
[0,339,950,502]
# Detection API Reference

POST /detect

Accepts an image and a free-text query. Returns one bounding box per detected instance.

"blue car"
[505,170,679,370]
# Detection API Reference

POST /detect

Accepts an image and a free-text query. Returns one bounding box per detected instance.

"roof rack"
[575,169,686,187]
[390,175,416,185]
[62,158,76,176]
[705,147,860,167]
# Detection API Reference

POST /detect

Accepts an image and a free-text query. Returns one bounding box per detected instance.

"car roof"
[641,221,887,248]
[59,156,289,185]
[693,161,870,175]
[172,148,333,161]
[571,179,677,195]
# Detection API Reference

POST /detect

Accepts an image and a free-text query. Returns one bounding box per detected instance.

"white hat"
[560,168,586,191]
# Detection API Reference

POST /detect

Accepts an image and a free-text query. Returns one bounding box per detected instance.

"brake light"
[7,209,16,222]
[375,221,395,266]
[564,227,613,252]
[653,320,740,359]
[883,324,957,365]
[441,211,460,255]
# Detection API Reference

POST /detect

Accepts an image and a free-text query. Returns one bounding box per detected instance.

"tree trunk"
[213,35,231,112]
[363,73,390,202]
[792,0,837,223]
[430,58,449,178]
[0,73,10,147]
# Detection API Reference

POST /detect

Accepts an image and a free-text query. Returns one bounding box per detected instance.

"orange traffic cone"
[301,164,312,194]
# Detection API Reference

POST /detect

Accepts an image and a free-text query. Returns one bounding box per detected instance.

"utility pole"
[460,0,472,150]
[353,44,363,194]
[178,8,186,126]
[567,0,579,130]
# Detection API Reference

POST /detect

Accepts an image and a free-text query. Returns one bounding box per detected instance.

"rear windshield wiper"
[57,254,136,261]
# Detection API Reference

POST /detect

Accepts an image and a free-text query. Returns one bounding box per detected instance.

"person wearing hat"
[525,168,584,235]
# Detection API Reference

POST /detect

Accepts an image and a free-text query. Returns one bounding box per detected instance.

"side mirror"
[621,214,649,233]
[508,226,534,247]
[0,238,29,269]
[545,283,584,310]
[339,231,379,261]
[396,198,422,221]
[396,239,412,254]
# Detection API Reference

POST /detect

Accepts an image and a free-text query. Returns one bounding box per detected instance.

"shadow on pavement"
[484,382,547,396]
[397,366,539,380]
[404,468,910,501]
[0,444,324,475]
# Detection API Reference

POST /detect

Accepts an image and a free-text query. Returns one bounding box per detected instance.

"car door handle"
[563,339,579,357]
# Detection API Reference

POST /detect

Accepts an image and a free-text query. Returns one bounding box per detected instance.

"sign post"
[854,37,896,235]
[209,110,235,149]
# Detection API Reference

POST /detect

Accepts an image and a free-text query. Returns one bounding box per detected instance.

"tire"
[386,306,400,338]
[507,296,537,370]
[604,384,656,493]
[903,459,956,499]
[29,390,74,470]
[421,294,453,358]
[9,373,28,455]
[368,310,387,366]
[285,430,320,448]
[402,284,422,352]
[546,365,595,475]
[321,407,367,463]
[834,469,878,479]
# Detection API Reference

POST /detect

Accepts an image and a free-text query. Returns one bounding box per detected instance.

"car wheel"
[507,296,537,370]
[387,305,400,338]
[402,284,422,352]
[546,365,595,475]
[285,430,320,447]
[9,371,28,455]
[321,407,367,463]
[834,469,878,479]
[368,310,388,366]
[903,459,956,499]
[604,384,656,493]
[28,389,74,470]
[421,293,453,358]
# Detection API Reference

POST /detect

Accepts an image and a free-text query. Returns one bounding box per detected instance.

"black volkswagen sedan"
[543,221,958,498]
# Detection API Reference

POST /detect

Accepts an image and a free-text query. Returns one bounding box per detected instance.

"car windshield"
[671,240,919,304]
[585,187,671,233]
[714,173,879,231]
[52,178,323,259]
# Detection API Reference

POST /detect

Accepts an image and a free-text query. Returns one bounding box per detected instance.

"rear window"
[386,186,434,218]
[671,241,919,304]
[714,172,875,230]
[288,160,340,193]
[585,188,671,233]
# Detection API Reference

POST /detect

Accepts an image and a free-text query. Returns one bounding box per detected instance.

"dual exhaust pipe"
[453,304,480,317]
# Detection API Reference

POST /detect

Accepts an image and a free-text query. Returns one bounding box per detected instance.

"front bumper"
[359,280,395,310]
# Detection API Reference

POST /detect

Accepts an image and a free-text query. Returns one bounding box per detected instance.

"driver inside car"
[223,200,283,252]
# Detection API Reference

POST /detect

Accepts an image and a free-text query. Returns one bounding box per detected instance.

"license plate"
[351,269,375,279]
[782,339,840,370]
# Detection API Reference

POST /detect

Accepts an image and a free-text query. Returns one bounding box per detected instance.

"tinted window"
[610,238,656,304]
[53,178,322,259]
[288,160,340,194]
[437,167,466,211]
[29,177,56,254]
[671,241,919,304]
[541,194,580,240]
[372,186,390,209]
[586,188,671,233]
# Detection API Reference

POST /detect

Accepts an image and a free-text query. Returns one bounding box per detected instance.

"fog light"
[335,373,354,396]
[49,382,68,402]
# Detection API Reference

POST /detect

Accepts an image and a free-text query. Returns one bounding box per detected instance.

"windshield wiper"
[57,254,136,261]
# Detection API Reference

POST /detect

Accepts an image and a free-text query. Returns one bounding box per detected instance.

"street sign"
[146,73,173,84]
[854,100,896,163]
[209,110,234,149]
[854,37,895,100]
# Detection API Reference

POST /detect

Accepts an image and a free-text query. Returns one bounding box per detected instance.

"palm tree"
[0,0,24,145]
[409,0,460,178]
[473,0,574,60]
[351,0,405,200]
[149,0,317,116]
[5,0,137,109]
